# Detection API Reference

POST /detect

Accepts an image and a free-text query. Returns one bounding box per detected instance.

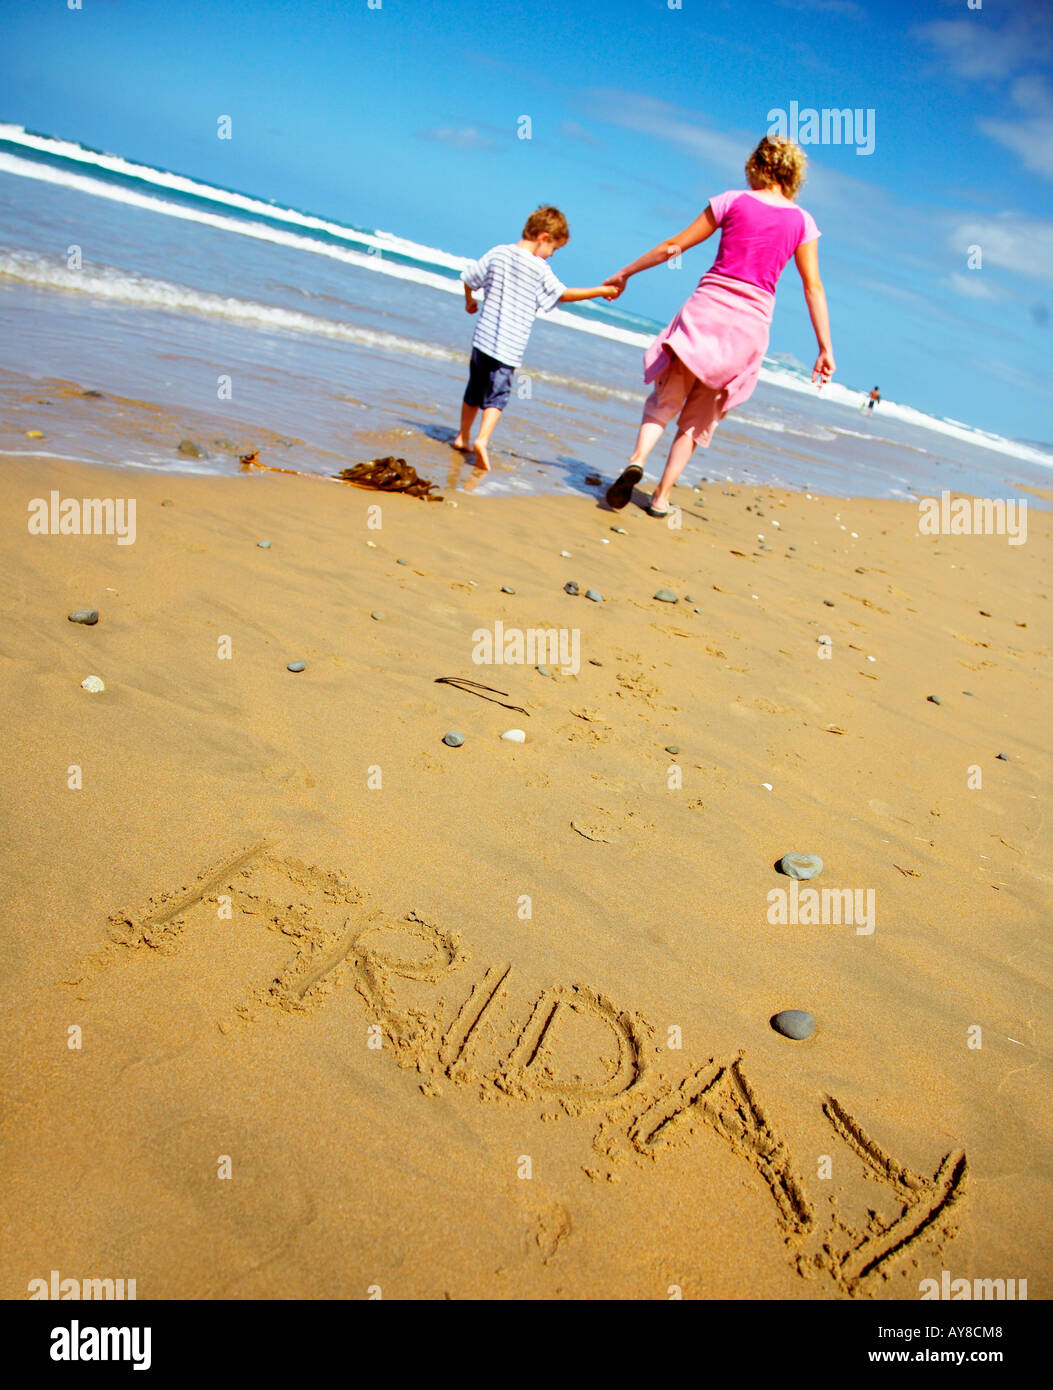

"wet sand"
[1,447,1049,1299]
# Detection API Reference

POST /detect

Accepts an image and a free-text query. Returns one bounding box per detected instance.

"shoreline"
[4,364,1052,508]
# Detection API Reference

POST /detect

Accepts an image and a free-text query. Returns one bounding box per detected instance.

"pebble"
[68,609,99,625]
[962,690,974,697]
[82,389,105,399]
[823,599,835,607]
[443,731,465,747]
[160,499,173,507]
[996,752,1009,761]
[396,558,408,565]
[26,429,44,439]
[817,635,832,646]
[927,694,941,705]
[177,439,207,458]
[653,589,678,603]
[500,585,515,594]
[585,589,603,603]
[564,581,580,596]
[501,729,526,743]
[81,675,105,693]
[611,527,627,534]
[771,1009,815,1041]
[788,545,796,551]
[536,665,553,677]
[588,658,602,666]
[665,745,680,755]
[560,550,572,557]
[683,594,696,603]
[257,540,271,549]
[855,567,865,574]
[370,611,384,621]
[287,661,306,673]
[979,610,991,617]
[778,853,824,880]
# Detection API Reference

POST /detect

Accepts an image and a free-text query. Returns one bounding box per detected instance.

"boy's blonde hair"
[746,136,807,199]
[522,205,569,243]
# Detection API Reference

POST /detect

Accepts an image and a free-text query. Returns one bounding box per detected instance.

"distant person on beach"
[453,206,618,471]
[603,136,835,517]
[863,386,880,411]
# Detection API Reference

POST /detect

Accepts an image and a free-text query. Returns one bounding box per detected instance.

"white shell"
[81,675,105,692]
[501,729,526,743]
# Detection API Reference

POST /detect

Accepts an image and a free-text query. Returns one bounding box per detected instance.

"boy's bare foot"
[451,435,471,451]
[472,439,491,471]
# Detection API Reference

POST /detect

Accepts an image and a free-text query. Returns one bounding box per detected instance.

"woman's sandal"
[646,501,670,518]
[605,464,643,510]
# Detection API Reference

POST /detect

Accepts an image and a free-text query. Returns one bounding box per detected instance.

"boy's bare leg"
[472,407,501,471]
[452,402,477,451]
[650,429,696,510]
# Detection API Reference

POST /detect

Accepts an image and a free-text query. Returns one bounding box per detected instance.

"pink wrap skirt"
[641,271,775,446]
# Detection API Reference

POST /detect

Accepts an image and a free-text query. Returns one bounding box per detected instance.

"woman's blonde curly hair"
[746,135,807,199]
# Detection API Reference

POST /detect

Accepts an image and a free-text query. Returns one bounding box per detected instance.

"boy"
[453,205,618,470]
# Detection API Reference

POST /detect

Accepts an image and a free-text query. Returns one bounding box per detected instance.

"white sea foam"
[0,123,468,270]
[0,251,647,404]
[0,149,649,351]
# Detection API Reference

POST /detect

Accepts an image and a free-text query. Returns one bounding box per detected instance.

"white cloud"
[978,75,1053,178]
[951,214,1053,285]
[975,357,1045,394]
[947,272,998,300]
[916,14,1053,81]
[583,90,747,176]
[560,120,603,149]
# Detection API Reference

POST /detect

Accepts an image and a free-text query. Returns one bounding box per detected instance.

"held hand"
[597,285,621,300]
[602,273,627,299]
[811,349,835,387]
[465,298,479,314]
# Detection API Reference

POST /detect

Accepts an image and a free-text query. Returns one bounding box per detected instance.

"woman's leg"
[650,429,696,509]
[628,419,666,468]
[650,379,725,508]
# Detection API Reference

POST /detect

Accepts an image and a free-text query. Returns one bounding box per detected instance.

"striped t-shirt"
[461,244,565,368]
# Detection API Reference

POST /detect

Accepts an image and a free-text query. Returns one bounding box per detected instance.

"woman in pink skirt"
[604,136,835,517]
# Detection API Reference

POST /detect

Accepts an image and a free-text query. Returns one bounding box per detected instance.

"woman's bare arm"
[794,240,835,384]
[604,207,719,294]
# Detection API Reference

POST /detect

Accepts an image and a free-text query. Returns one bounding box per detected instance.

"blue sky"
[3,0,1052,441]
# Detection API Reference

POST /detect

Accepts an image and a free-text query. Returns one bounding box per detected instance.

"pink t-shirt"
[706,190,820,295]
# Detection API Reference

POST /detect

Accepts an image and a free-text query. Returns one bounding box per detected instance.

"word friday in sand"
[103,844,970,1295]
[27,491,136,545]
[917,492,1027,545]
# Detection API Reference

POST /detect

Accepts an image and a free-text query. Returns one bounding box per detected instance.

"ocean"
[2,123,1051,504]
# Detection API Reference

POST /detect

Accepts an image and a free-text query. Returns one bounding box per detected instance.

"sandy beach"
[2,445,1049,1300]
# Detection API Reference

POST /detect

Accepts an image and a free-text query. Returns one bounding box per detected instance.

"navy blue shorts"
[464,347,515,411]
